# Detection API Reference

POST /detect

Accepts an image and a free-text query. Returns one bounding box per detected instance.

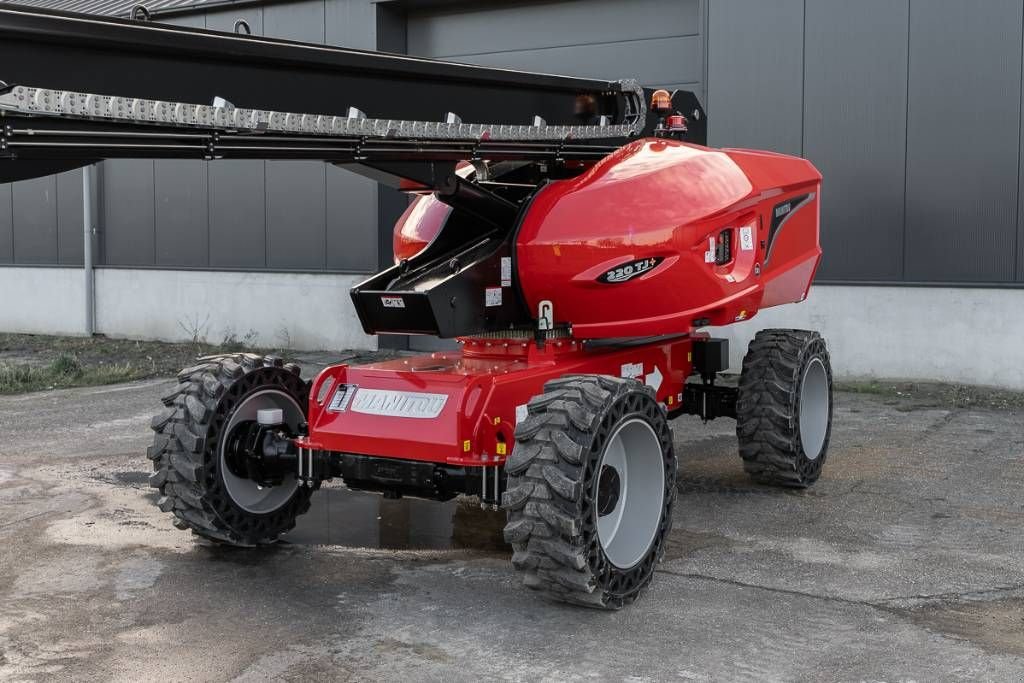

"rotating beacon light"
[651,89,688,139]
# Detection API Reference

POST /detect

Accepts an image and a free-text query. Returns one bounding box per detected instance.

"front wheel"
[736,329,833,487]
[502,375,676,609]
[148,353,314,546]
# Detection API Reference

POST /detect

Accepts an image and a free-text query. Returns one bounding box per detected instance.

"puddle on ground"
[283,486,509,552]
[106,471,509,552]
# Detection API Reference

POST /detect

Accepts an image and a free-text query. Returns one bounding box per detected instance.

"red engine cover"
[515,138,822,338]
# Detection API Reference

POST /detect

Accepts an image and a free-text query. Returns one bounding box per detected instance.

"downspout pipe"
[83,164,95,336]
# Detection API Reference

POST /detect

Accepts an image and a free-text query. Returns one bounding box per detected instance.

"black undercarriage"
[222,416,507,506]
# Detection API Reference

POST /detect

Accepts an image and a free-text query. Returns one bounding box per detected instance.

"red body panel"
[516,139,821,336]
[392,193,450,263]
[392,162,475,262]
[304,337,695,467]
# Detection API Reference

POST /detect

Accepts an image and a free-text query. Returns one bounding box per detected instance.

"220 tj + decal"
[597,257,663,284]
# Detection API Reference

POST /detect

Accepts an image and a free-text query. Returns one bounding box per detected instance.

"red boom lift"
[0,5,833,608]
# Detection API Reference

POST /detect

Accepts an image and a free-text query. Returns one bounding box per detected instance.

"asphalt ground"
[0,373,1023,681]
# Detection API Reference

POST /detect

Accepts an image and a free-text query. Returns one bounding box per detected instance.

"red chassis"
[303,334,694,471]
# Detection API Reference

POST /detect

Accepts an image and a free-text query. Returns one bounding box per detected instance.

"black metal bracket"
[692,338,729,382]
[680,382,737,422]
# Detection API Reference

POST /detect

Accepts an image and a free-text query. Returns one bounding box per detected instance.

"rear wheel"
[736,329,833,487]
[502,375,676,609]
[148,353,313,545]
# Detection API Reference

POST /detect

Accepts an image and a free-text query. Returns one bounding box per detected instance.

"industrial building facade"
[2,0,1023,387]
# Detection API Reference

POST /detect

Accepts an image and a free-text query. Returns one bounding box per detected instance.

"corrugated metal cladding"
[1,0,1023,286]
[709,0,1024,285]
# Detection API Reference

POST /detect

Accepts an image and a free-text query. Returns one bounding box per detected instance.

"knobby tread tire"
[736,329,833,487]
[502,374,676,609]
[148,353,313,546]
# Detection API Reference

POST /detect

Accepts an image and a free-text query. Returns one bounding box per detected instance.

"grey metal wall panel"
[56,168,84,265]
[804,0,908,281]
[0,186,12,263]
[11,176,58,264]
[706,0,803,155]
[325,0,378,272]
[443,36,700,84]
[905,0,1021,282]
[154,160,209,267]
[408,0,699,57]
[266,161,326,269]
[408,0,702,93]
[165,12,205,29]
[208,160,267,268]
[1019,31,1024,283]
[205,7,268,270]
[263,1,325,43]
[261,1,330,271]
[326,0,376,50]
[205,6,262,34]
[102,159,155,266]
[326,166,377,271]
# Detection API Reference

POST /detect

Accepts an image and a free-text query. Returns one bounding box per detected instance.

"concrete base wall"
[2,269,1022,388]
[0,267,376,352]
[713,285,1024,389]
[0,267,87,336]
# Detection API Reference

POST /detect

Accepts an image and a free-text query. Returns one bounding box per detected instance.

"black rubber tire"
[502,375,676,609]
[147,353,314,546]
[736,329,833,487]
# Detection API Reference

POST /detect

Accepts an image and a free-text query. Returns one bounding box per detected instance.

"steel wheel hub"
[799,357,829,460]
[219,388,302,514]
[595,417,665,570]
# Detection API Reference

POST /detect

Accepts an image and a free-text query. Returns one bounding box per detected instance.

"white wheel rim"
[219,388,302,514]
[799,358,829,460]
[595,418,665,570]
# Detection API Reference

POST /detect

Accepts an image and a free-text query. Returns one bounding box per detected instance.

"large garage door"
[408,0,704,102]
[404,0,703,350]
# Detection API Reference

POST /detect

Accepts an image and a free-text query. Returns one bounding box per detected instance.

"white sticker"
[327,384,356,412]
[621,362,643,380]
[538,300,553,330]
[645,365,663,391]
[704,236,716,263]
[381,296,405,308]
[739,226,755,251]
[515,403,529,424]
[350,388,448,418]
[500,257,512,287]
[485,287,502,307]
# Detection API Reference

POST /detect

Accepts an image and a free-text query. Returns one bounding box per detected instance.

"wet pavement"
[0,377,1023,680]
[284,487,508,552]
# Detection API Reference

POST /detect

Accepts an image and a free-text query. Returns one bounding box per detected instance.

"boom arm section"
[0,4,667,184]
